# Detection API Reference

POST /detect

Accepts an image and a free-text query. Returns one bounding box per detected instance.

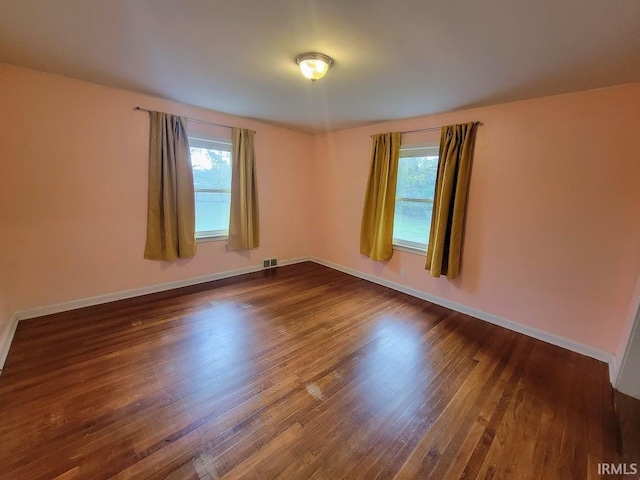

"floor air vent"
[262,258,278,269]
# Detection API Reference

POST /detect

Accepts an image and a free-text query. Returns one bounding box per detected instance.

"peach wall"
[1,59,639,361]
[311,83,640,354]
[0,63,314,338]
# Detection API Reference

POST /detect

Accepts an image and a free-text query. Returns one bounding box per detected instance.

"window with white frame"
[189,137,232,238]
[393,144,439,251]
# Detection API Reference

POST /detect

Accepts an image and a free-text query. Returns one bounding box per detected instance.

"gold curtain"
[426,122,478,278]
[143,111,196,261]
[228,127,259,250]
[360,132,401,261]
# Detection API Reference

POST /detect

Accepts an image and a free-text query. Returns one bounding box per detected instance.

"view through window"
[189,137,232,238]
[393,145,439,250]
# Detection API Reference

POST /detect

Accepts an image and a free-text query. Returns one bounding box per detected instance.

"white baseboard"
[310,257,614,367]
[0,256,310,374]
[279,256,311,267]
[608,355,618,386]
[15,266,257,321]
[2,255,615,384]
[15,256,311,322]
[0,314,19,375]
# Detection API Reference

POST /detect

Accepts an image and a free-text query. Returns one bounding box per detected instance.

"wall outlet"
[400,269,406,278]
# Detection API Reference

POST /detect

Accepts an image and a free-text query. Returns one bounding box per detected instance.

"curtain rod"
[134,106,234,130]
[370,121,482,138]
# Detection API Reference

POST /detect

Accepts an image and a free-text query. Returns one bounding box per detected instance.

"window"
[393,145,439,252]
[189,137,232,239]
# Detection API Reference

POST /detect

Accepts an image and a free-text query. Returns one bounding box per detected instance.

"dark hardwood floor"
[0,262,625,479]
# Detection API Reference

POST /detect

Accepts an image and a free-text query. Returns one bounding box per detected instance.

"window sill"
[196,234,228,243]
[393,243,427,257]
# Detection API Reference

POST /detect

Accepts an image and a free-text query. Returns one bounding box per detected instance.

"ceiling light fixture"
[296,52,333,83]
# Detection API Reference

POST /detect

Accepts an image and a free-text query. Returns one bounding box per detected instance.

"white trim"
[189,136,232,150]
[196,234,228,243]
[15,266,259,321]
[609,355,618,386]
[310,257,613,365]
[0,314,19,375]
[392,242,427,256]
[2,255,616,384]
[278,256,311,267]
[613,299,640,389]
[14,257,311,322]
[399,144,439,157]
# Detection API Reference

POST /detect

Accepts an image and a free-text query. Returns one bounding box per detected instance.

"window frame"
[392,143,440,255]
[189,136,233,241]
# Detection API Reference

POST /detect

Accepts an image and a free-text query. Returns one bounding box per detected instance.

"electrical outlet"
[400,269,406,278]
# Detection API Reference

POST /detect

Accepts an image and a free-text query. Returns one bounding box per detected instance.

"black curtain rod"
[370,121,482,138]
[134,106,234,130]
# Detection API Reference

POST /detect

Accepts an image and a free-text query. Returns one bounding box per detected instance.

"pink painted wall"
[0,63,314,337]
[311,84,640,354]
[1,59,639,359]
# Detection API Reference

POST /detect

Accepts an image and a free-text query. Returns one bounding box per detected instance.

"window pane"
[394,200,432,246]
[190,147,231,190]
[195,192,231,233]
[396,156,438,199]
[190,143,232,235]
[393,154,438,247]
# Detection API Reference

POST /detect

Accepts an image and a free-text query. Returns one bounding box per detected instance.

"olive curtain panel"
[228,127,260,250]
[144,111,196,261]
[360,132,401,261]
[425,122,478,278]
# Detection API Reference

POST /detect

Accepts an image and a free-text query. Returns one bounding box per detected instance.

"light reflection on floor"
[358,316,428,419]
[171,301,258,391]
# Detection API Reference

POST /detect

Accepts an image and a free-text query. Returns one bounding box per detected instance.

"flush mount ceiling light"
[296,52,333,83]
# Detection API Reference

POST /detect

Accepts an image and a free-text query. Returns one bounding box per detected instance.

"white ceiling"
[1,0,639,133]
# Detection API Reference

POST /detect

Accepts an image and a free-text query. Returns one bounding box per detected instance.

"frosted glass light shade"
[296,53,333,82]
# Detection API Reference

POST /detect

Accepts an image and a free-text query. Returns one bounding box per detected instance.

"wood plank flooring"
[0,262,625,479]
